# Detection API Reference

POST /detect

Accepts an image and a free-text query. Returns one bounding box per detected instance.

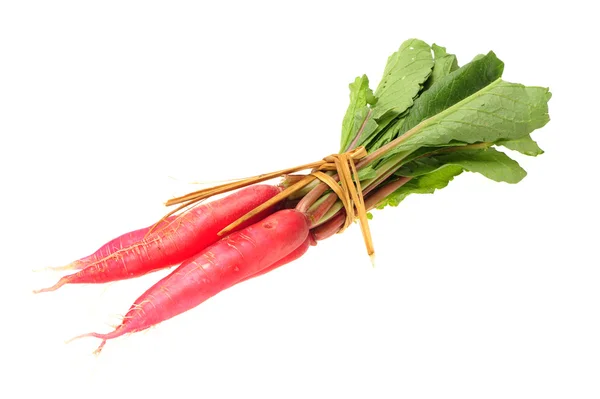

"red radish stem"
[312,177,412,241]
[301,154,410,228]
[312,212,345,241]
[345,109,374,152]
[296,181,330,213]
[363,177,413,206]
[34,184,282,293]
[69,209,310,353]
[306,194,338,227]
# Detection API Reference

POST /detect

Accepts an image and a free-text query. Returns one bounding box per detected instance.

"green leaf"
[357,165,377,180]
[367,51,503,154]
[350,107,378,149]
[377,165,463,208]
[354,39,439,151]
[497,135,544,156]
[340,75,377,152]
[399,51,505,135]
[366,116,406,152]
[372,39,434,122]
[424,44,459,89]
[384,79,552,157]
[396,147,527,183]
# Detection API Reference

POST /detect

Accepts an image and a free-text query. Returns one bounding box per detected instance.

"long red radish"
[238,233,315,283]
[40,215,178,272]
[34,184,282,293]
[69,209,310,353]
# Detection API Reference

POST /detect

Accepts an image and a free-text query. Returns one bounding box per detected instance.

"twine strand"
[165,146,375,258]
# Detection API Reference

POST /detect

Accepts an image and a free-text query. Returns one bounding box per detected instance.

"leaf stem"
[306,193,338,228]
[346,108,373,152]
[311,176,412,239]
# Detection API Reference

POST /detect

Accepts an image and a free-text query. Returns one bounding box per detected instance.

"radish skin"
[34,185,282,293]
[42,215,178,272]
[238,233,315,283]
[69,209,310,353]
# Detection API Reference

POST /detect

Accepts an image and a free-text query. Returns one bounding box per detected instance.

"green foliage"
[337,39,552,211]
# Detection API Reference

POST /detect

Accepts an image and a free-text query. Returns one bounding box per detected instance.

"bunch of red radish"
[34,38,552,354]
[35,184,318,353]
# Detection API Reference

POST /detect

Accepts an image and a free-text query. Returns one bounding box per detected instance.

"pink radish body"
[70,209,310,353]
[238,234,315,283]
[34,184,282,293]
[47,216,178,272]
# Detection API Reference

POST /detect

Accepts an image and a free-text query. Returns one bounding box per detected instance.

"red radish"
[69,209,310,353]
[34,184,282,293]
[41,216,178,272]
[238,234,315,283]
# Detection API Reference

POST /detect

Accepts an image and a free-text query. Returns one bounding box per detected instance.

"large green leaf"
[383,79,551,158]
[366,116,406,152]
[366,50,503,154]
[373,39,433,121]
[399,51,505,135]
[347,39,434,150]
[424,44,459,89]
[340,75,376,152]
[497,135,544,156]
[396,147,527,183]
[377,165,463,208]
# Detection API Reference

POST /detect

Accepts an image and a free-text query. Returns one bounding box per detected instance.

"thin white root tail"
[32,262,80,273]
[65,332,109,355]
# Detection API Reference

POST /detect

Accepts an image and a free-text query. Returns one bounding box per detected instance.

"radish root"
[32,276,69,294]
[32,262,81,273]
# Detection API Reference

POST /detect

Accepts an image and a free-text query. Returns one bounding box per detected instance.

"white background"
[2,1,599,398]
